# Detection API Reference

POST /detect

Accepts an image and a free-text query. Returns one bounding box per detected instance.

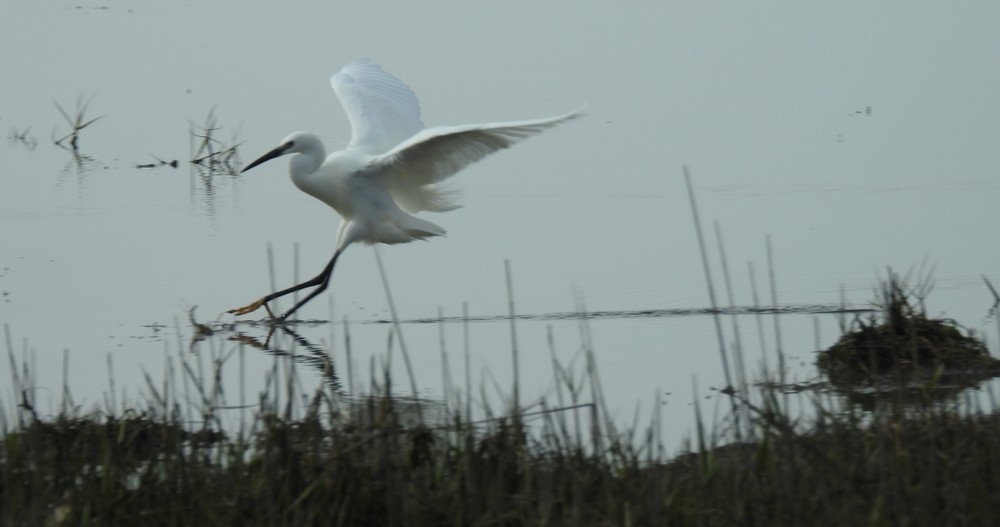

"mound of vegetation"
[818,274,1000,386]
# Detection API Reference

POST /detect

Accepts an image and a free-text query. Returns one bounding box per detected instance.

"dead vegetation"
[818,271,1000,387]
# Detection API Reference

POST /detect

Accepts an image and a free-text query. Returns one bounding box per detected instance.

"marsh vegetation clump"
[818,272,1000,386]
[189,106,242,174]
[52,94,103,151]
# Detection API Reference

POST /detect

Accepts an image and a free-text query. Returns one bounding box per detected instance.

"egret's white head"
[241,132,324,173]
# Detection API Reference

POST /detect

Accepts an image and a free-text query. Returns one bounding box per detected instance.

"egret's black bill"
[241,143,290,173]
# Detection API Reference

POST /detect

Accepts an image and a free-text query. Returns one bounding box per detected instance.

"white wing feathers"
[333,60,581,214]
[375,110,581,213]
[331,59,424,155]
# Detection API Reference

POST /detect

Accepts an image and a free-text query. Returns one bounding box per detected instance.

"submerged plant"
[52,94,103,151]
[136,154,179,169]
[7,126,37,150]
[189,106,242,174]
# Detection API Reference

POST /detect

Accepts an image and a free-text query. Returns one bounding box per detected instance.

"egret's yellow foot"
[228,298,267,316]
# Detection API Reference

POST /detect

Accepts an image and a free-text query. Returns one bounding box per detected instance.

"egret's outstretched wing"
[373,109,581,213]
[331,59,424,155]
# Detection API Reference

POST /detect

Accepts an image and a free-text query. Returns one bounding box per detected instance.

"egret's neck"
[288,144,325,179]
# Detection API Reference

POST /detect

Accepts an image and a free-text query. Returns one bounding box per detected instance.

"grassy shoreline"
[4,356,1000,525]
[6,267,1000,525]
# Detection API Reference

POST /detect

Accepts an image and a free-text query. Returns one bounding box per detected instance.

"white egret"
[229,59,580,320]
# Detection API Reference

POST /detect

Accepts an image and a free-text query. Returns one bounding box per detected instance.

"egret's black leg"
[278,249,343,320]
[228,248,343,318]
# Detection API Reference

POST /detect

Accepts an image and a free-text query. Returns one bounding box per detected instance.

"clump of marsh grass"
[189,106,242,174]
[818,269,1000,387]
[52,94,103,151]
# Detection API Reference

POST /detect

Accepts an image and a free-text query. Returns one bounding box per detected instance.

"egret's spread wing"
[374,109,581,213]
[331,59,424,155]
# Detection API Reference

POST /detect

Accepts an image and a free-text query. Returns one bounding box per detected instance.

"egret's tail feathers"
[402,215,447,240]
[364,213,446,245]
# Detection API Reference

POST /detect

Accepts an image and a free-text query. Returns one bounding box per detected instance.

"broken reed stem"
[683,167,733,392]
[373,247,421,418]
[505,259,520,414]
